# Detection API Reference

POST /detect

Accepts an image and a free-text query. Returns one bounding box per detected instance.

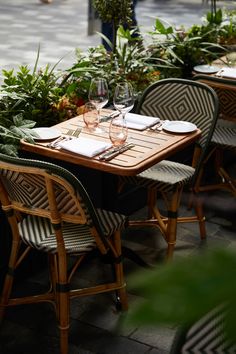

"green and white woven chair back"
[193,75,236,122]
[0,154,97,228]
[136,78,218,150]
[215,86,236,122]
[171,305,236,353]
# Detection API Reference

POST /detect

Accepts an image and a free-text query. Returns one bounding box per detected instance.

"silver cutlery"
[46,136,72,148]
[66,128,81,137]
[99,142,130,160]
[100,111,120,122]
[46,136,65,148]
[98,143,135,161]
[149,120,168,131]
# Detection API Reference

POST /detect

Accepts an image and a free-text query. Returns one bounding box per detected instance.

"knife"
[100,111,120,122]
[98,142,132,160]
[99,143,135,161]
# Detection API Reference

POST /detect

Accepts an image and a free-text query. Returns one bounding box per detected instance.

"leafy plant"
[0,113,36,156]
[147,17,226,78]
[62,26,159,107]
[0,49,68,155]
[0,65,66,128]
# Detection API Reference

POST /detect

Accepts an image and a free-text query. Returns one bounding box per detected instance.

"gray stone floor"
[0,0,212,73]
[0,188,236,354]
[0,0,236,353]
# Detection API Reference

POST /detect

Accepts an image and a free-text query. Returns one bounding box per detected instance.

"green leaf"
[0,143,18,156]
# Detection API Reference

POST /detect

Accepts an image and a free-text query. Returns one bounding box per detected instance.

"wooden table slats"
[21,113,201,176]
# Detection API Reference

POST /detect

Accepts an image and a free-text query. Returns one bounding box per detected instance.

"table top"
[21,112,201,176]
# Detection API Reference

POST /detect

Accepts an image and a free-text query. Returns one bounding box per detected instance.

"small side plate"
[193,65,219,74]
[32,127,61,141]
[162,121,197,133]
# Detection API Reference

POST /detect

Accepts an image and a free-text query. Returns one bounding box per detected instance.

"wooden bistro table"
[21,112,201,178]
[21,112,201,267]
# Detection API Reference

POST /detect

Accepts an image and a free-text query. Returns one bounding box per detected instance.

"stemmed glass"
[113,82,134,120]
[88,78,109,133]
[109,82,134,146]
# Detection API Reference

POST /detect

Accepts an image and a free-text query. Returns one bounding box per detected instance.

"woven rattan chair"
[193,74,236,197]
[120,78,219,260]
[170,305,236,353]
[0,153,128,354]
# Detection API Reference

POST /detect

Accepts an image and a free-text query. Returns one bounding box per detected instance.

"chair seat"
[19,209,127,254]
[212,120,236,148]
[123,160,195,192]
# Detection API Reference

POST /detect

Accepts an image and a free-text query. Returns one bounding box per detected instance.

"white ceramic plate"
[193,64,219,74]
[32,127,61,141]
[162,121,197,133]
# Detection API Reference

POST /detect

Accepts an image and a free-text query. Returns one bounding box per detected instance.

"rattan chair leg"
[0,227,21,322]
[56,253,70,354]
[219,168,236,196]
[165,187,183,260]
[113,231,128,311]
[0,271,14,322]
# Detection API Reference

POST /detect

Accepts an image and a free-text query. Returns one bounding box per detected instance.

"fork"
[66,128,81,137]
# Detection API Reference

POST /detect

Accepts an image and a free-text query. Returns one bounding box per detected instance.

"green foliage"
[0,50,67,156]
[93,0,132,24]
[125,248,236,341]
[63,26,159,104]
[0,113,36,156]
[147,17,226,78]
[0,64,65,128]
[207,8,223,25]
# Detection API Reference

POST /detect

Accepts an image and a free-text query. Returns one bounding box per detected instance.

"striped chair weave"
[121,79,218,260]
[122,79,218,193]
[212,120,236,149]
[137,79,216,149]
[0,154,127,254]
[193,75,236,121]
[19,208,126,254]
[0,153,128,354]
[193,75,236,196]
[122,161,195,193]
[171,306,236,354]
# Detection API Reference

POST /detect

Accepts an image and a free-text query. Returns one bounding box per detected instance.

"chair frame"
[123,78,219,260]
[193,74,236,197]
[0,154,128,354]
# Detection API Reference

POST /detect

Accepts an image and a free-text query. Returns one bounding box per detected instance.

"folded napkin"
[216,67,236,79]
[125,113,160,130]
[59,137,112,157]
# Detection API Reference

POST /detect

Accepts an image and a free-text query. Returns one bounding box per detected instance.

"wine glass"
[109,114,128,147]
[88,78,109,132]
[113,82,134,120]
[83,102,99,131]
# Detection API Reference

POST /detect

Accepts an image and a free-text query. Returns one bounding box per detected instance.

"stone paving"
[0,0,209,73]
[0,188,235,354]
[0,1,236,353]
